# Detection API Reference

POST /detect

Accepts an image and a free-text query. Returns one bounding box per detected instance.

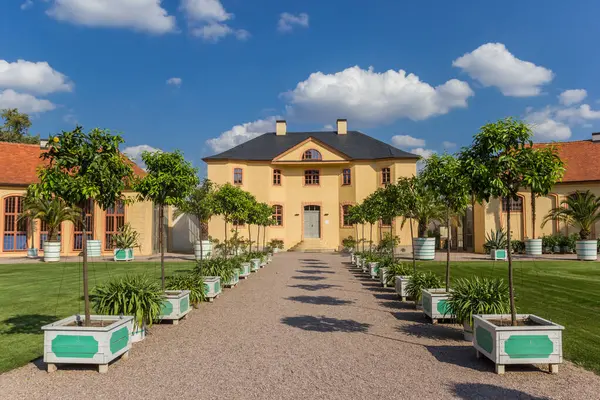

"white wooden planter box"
[379,267,391,287]
[473,314,564,375]
[114,248,134,262]
[395,276,411,301]
[239,262,251,279]
[354,256,361,268]
[369,262,379,279]
[160,290,191,324]
[250,258,261,272]
[350,253,356,265]
[361,259,368,273]
[224,268,240,287]
[422,288,452,323]
[42,315,133,373]
[491,249,507,261]
[203,276,222,302]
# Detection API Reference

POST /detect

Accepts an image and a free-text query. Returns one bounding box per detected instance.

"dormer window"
[302,149,322,160]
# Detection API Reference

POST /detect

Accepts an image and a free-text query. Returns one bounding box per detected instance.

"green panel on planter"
[115,249,126,260]
[52,335,98,359]
[160,300,173,316]
[203,283,210,295]
[505,335,553,359]
[437,299,450,315]
[423,296,432,315]
[110,326,129,354]
[476,327,493,354]
[180,297,189,313]
[215,281,221,292]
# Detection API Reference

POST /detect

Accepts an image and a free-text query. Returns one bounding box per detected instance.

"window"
[381,167,391,185]
[302,149,322,160]
[40,220,61,250]
[3,196,27,251]
[272,205,283,226]
[105,201,125,250]
[342,205,352,227]
[304,169,320,185]
[74,199,94,251]
[380,216,393,227]
[273,169,282,185]
[232,219,245,227]
[233,168,243,185]
[502,197,523,212]
[342,168,351,185]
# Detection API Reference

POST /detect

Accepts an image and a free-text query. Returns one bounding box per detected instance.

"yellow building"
[473,134,600,253]
[203,119,419,251]
[0,142,156,258]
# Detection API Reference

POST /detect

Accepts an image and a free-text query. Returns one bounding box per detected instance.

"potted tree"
[21,194,80,263]
[175,179,216,261]
[543,190,600,261]
[112,223,141,261]
[135,150,199,323]
[523,146,565,256]
[461,118,565,374]
[484,229,508,260]
[36,127,135,372]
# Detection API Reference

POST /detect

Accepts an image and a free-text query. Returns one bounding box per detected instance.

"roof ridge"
[0,141,41,147]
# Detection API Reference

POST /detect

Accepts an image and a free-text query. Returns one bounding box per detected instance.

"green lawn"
[0,260,195,374]
[420,260,600,375]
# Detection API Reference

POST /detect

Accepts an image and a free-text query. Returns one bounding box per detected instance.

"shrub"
[166,273,206,307]
[382,261,412,286]
[511,239,525,254]
[195,257,238,283]
[446,277,511,327]
[376,233,400,254]
[406,271,442,303]
[91,275,164,328]
[269,239,284,249]
[111,223,141,249]
[483,229,507,254]
[342,236,357,250]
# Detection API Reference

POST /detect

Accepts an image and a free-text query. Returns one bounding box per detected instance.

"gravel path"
[1,253,599,399]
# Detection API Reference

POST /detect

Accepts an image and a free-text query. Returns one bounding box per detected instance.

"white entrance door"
[304,206,321,238]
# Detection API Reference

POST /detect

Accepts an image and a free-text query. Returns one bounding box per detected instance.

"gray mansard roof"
[203,131,419,162]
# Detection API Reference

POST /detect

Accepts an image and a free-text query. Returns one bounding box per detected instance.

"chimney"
[276,120,287,136]
[337,119,347,135]
[593,132,600,142]
[40,138,49,149]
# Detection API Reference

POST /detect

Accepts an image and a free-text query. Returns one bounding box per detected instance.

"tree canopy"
[0,109,39,144]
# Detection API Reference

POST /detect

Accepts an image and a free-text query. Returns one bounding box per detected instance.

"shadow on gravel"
[391,311,427,322]
[300,264,330,268]
[427,345,496,372]
[2,314,59,334]
[286,296,354,306]
[451,383,551,400]
[378,299,415,310]
[282,315,371,333]
[364,286,390,293]
[291,276,327,281]
[299,259,321,262]
[373,292,400,301]
[296,269,335,275]
[288,284,341,291]
[397,322,464,341]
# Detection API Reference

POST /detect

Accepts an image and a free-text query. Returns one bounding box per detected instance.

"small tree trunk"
[362,224,365,252]
[248,224,252,254]
[410,218,416,274]
[446,210,450,292]
[369,223,373,254]
[263,225,266,251]
[507,200,517,326]
[531,189,536,239]
[81,206,91,326]
[224,218,228,257]
[159,205,165,290]
[235,225,239,256]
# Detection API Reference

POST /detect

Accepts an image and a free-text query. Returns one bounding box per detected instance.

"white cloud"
[0,89,56,113]
[442,141,456,149]
[322,124,334,130]
[123,144,161,169]
[283,66,473,125]
[166,77,182,86]
[278,12,309,32]
[181,0,248,42]
[410,147,436,159]
[47,0,176,34]
[206,116,279,153]
[391,135,426,148]
[453,43,553,97]
[0,59,73,94]
[525,108,572,141]
[559,89,587,106]
[63,112,78,125]
[555,104,600,124]
[21,0,33,10]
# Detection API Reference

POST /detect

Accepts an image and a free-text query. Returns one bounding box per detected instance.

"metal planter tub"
[159,290,191,324]
[194,240,212,261]
[42,315,134,373]
[203,276,222,302]
[576,240,598,261]
[422,288,452,323]
[87,240,102,257]
[43,241,61,262]
[473,314,564,375]
[413,237,435,261]
[224,269,240,288]
[395,276,411,301]
[239,262,251,279]
[525,239,542,256]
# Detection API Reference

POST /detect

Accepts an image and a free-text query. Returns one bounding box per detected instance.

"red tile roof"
[0,141,146,187]
[534,140,600,183]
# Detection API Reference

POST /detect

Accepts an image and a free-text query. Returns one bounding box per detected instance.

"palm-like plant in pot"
[542,190,600,261]
[406,271,442,308]
[446,277,510,341]
[21,193,81,262]
[112,223,141,261]
[91,275,165,342]
[167,273,206,308]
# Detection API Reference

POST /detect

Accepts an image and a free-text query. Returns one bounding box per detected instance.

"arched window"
[74,199,94,251]
[3,196,27,251]
[502,197,523,212]
[272,205,283,226]
[105,200,125,250]
[302,149,322,160]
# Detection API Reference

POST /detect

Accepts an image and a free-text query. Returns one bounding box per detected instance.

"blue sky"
[2,0,600,175]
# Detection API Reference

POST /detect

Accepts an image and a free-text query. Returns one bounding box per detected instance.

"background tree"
[421,154,471,291]
[459,117,533,325]
[175,179,217,262]
[213,184,253,256]
[542,190,600,240]
[33,127,134,325]
[257,203,274,252]
[0,109,39,144]
[135,150,199,289]
[522,146,565,239]
[348,203,366,252]
[20,194,81,242]
[362,193,382,253]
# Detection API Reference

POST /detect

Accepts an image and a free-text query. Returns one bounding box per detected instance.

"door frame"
[301,202,322,240]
